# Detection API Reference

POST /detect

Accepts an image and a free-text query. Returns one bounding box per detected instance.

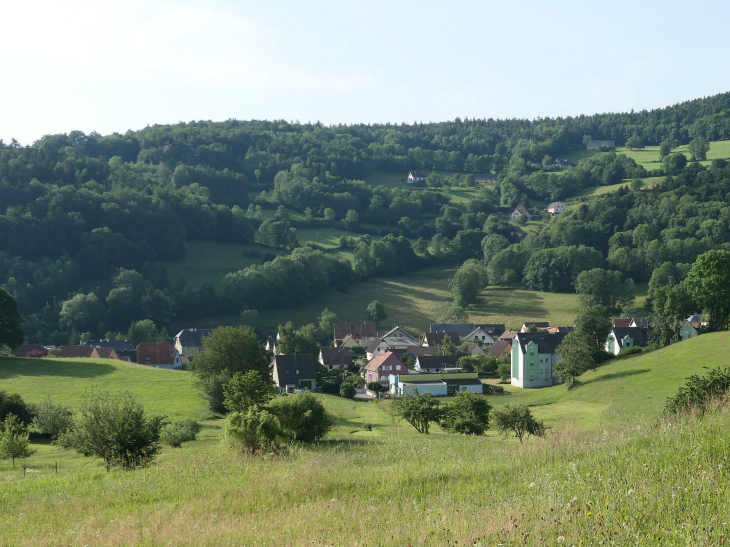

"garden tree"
[487,247,529,286]
[403,355,416,370]
[439,302,469,323]
[449,259,488,307]
[340,383,356,399]
[126,319,160,346]
[0,391,33,425]
[160,420,202,448]
[223,371,276,413]
[366,381,388,396]
[59,391,165,470]
[625,135,645,150]
[659,139,673,159]
[276,322,319,355]
[555,331,595,389]
[651,284,695,346]
[366,300,387,325]
[573,305,612,352]
[439,334,458,356]
[492,404,546,444]
[391,390,443,434]
[0,288,24,351]
[225,405,283,453]
[688,136,710,161]
[30,397,73,440]
[574,268,635,310]
[59,292,105,337]
[317,308,338,336]
[662,153,687,175]
[0,414,36,467]
[426,172,446,188]
[684,250,730,331]
[274,393,334,442]
[440,392,492,435]
[458,354,499,376]
[497,361,511,383]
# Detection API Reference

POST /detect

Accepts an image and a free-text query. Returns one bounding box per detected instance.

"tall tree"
[651,284,695,346]
[688,137,710,161]
[684,250,730,331]
[555,331,595,389]
[192,326,270,380]
[0,289,24,351]
[317,308,339,337]
[276,322,319,355]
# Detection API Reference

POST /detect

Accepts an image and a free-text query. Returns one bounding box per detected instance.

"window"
[145,356,150,361]
[396,365,401,371]
[296,369,299,374]
[285,369,290,375]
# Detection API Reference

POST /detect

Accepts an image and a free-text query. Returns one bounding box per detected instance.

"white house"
[510,332,568,388]
[604,327,650,356]
[510,204,532,221]
[463,327,495,346]
[381,326,419,349]
[407,171,426,183]
[365,337,390,360]
[546,201,566,215]
[389,372,483,397]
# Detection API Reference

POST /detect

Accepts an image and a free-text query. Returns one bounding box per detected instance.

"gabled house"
[474,173,497,184]
[463,343,486,356]
[272,354,317,393]
[612,318,633,328]
[265,336,276,353]
[365,337,390,360]
[339,334,359,348]
[334,322,377,346]
[414,355,459,374]
[365,351,407,386]
[60,346,94,359]
[546,201,566,215]
[520,322,550,333]
[90,347,120,360]
[174,328,212,364]
[510,204,531,221]
[499,330,519,341]
[319,346,353,370]
[421,331,461,347]
[430,323,477,338]
[136,341,183,370]
[400,345,439,361]
[407,171,427,183]
[463,327,495,346]
[605,327,650,356]
[685,314,702,329]
[630,318,651,329]
[14,344,48,358]
[390,372,483,397]
[679,320,698,341]
[488,339,512,360]
[82,339,135,353]
[510,332,568,388]
[381,326,418,348]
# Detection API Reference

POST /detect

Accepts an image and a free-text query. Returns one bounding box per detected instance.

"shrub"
[200,373,230,413]
[497,362,511,383]
[492,404,547,444]
[30,397,74,440]
[618,346,643,358]
[59,391,166,470]
[0,391,33,425]
[391,391,443,434]
[160,420,202,448]
[340,383,356,399]
[47,347,62,357]
[223,371,276,413]
[274,393,334,442]
[440,391,492,435]
[665,367,730,414]
[226,406,282,454]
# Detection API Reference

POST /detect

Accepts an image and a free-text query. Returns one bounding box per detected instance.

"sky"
[2,0,730,144]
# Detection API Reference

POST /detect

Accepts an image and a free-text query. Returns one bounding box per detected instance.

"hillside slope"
[0,357,210,421]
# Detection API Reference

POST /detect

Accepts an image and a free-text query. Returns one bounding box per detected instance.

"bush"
[618,346,643,358]
[27,349,46,358]
[30,397,74,440]
[665,367,730,414]
[340,383,356,399]
[47,348,62,357]
[161,420,202,447]
[274,393,334,442]
[0,391,33,425]
[497,362,511,383]
[492,404,547,444]
[226,406,282,454]
[59,391,166,470]
[440,391,492,435]
[200,373,230,413]
[223,370,276,413]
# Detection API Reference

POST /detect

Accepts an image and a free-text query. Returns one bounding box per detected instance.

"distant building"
[14,344,48,358]
[137,341,183,370]
[390,372,483,396]
[90,347,120,360]
[174,328,212,364]
[380,326,419,349]
[421,331,461,348]
[414,355,459,374]
[587,139,616,151]
[546,201,566,215]
[407,171,427,183]
[272,354,317,393]
[474,173,497,184]
[365,337,390,360]
[59,346,94,359]
[365,351,407,386]
[510,204,532,221]
[334,322,377,346]
[554,158,573,170]
[510,331,569,388]
[520,322,550,333]
[488,339,512,360]
[605,327,650,356]
[319,346,353,370]
[83,339,135,352]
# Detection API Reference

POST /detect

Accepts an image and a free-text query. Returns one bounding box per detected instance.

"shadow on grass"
[0,358,115,379]
[581,369,650,386]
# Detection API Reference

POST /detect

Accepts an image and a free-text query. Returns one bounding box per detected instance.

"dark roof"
[400,345,438,359]
[632,318,651,328]
[334,322,377,340]
[515,332,568,354]
[610,327,650,349]
[83,339,135,352]
[273,354,317,385]
[416,355,459,370]
[556,326,575,333]
[509,225,525,234]
[137,341,177,365]
[175,328,213,348]
[409,171,427,177]
[430,323,477,338]
[523,322,550,328]
[14,344,48,357]
[488,339,511,357]
[475,324,506,337]
[319,346,353,366]
[422,332,461,346]
[60,346,94,358]
[365,337,386,353]
[118,349,137,363]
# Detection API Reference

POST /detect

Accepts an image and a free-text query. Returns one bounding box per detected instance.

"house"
[117,349,137,363]
[463,342,486,356]
[407,171,427,183]
[14,344,48,358]
[381,326,418,348]
[400,345,439,361]
[59,346,94,359]
[546,201,566,215]
[510,204,531,221]
[414,355,459,373]
[520,322,550,333]
[554,158,573,170]
[612,318,633,328]
[365,338,390,360]
[509,225,525,239]
[463,327,495,346]
[319,346,353,370]
[430,323,478,338]
[90,347,120,360]
[510,331,568,388]
[265,336,276,353]
[679,320,698,341]
[587,139,616,151]
[605,327,650,356]
[174,328,212,364]
[82,339,135,353]
[136,341,183,370]
[630,318,652,329]
[272,354,317,393]
[365,351,407,386]
[421,331,461,347]
[474,173,497,184]
[499,330,519,341]
[390,372,483,396]
[488,339,512,360]
[685,314,702,329]
[334,322,377,346]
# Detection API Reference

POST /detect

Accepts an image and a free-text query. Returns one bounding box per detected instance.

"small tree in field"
[440,391,492,435]
[391,390,443,434]
[223,370,276,413]
[366,300,387,325]
[0,414,36,467]
[160,420,202,448]
[497,362,511,383]
[30,397,74,440]
[492,404,547,444]
[274,393,334,443]
[226,406,283,454]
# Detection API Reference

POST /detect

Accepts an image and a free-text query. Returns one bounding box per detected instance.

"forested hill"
[3,91,730,345]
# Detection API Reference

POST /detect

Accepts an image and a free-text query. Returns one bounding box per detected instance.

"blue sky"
[2,0,730,144]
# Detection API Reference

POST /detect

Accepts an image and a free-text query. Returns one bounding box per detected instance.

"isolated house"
[14,344,48,358]
[407,171,427,183]
[334,322,377,346]
[586,139,616,151]
[685,314,702,330]
[474,173,497,184]
[546,201,566,215]
[510,331,568,388]
[488,339,512,360]
[59,346,94,359]
[136,341,183,370]
[365,351,407,386]
[318,346,353,369]
[520,322,550,333]
[272,354,317,393]
[174,328,212,364]
[510,204,531,221]
[605,327,650,356]
[90,347,120,360]
[390,372,483,396]
[414,355,459,373]
[381,326,418,348]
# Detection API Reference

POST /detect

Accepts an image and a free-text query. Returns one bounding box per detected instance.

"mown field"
[1,334,729,545]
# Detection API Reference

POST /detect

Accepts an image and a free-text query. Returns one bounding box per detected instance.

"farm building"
[407,171,427,183]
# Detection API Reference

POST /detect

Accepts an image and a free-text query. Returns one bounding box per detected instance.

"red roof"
[365,351,404,372]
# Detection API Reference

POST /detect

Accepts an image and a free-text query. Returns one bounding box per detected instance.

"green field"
[2,335,730,544]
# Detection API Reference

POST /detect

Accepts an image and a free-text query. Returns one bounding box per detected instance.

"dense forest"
[3,91,730,343]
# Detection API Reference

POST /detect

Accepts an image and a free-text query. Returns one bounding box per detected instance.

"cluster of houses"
[509,201,566,223]
[13,328,213,371]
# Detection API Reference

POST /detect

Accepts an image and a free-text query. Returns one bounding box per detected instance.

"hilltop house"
[421,331,461,347]
[605,327,650,356]
[390,372,483,397]
[14,344,48,358]
[381,326,418,348]
[365,351,407,386]
[174,328,212,364]
[60,346,94,359]
[136,341,183,370]
[272,354,317,393]
[488,339,512,360]
[318,346,353,370]
[546,201,566,215]
[407,171,427,183]
[510,204,531,221]
[474,173,497,184]
[334,322,377,346]
[587,139,616,151]
[414,355,459,374]
[521,322,550,333]
[510,331,568,388]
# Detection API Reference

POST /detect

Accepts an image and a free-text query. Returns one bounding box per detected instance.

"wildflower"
[558,536,565,543]
[529,482,536,488]
[626,489,634,497]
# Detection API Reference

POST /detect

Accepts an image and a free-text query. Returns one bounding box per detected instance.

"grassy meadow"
[2,334,730,544]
